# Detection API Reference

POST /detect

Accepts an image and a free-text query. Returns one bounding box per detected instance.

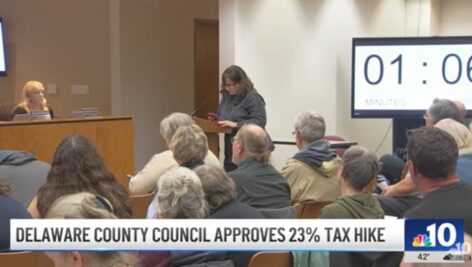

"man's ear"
[338,165,345,177]
[235,140,243,154]
[407,160,417,177]
[70,251,84,267]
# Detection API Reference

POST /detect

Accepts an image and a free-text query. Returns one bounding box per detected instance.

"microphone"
[191,90,220,117]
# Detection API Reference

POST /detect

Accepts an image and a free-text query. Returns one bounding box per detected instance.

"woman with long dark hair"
[216,65,267,171]
[29,135,132,219]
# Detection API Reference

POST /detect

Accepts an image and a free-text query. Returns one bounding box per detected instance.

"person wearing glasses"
[215,65,267,172]
[11,80,54,120]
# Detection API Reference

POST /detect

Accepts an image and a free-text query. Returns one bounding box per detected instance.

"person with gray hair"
[319,146,402,267]
[423,98,460,127]
[229,124,290,209]
[195,165,262,267]
[156,167,207,219]
[281,111,341,204]
[44,192,137,267]
[435,118,472,184]
[129,112,220,194]
[320,146,383,219]
[195,165,262,218]
[140,167,234,267]
[170,124,208,169]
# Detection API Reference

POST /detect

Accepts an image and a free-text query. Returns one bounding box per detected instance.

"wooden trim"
[0,116,132,127]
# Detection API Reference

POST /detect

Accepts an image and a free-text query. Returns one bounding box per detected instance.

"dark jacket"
[229,158,291,209]
[209,199,263,267]
[11,106,54,120]
[217,90,267,170]
[209,199,263,219]
[0,196,32,252]
[405,181,472,235]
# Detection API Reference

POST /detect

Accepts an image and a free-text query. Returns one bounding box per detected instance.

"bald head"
[453,100,466,123]
[232,124,270,165]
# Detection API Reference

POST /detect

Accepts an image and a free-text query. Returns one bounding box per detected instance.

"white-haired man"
[281,111,341,204]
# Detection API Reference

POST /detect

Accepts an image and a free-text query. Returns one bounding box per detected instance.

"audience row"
[1,100,471,267]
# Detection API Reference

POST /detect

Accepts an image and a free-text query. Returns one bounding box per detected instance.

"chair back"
[248,252,292,267]
[0,251,54,266]
[292,202,304,218]
[325,135,347,157]
[0,104,16,121]
[130,192,155,218]
[257,206,296,219]
[296,200,332,219]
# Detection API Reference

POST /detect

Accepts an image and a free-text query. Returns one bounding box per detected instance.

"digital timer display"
[352,36,472,118]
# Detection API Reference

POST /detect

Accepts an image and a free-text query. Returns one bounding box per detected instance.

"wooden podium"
[192,116,231,156]
[0,116,134,189]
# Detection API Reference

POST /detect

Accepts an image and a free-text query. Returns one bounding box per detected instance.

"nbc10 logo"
[405,219,464,251]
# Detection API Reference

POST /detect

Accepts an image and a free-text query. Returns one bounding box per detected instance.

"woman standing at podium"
[216,65,267,172]
[11,80,54,119]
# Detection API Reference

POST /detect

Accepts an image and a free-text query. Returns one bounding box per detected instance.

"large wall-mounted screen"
[352,36,472,118]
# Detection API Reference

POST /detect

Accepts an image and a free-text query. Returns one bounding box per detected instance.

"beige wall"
[0,0,218,171]
[118,0,218,170]
[0,0,111,118]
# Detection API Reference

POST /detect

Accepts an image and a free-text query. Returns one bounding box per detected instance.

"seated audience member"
[319,146,402,267]
[281,111,341,204]
[453,100,471,126]
[423,98,460,127]
[435,118,472,183]
[170,124,209,169]
[29,135,132,219]
[319,146,383,219]
[377,98,462,217]
[404,127,472,234]
[195,165,262,267]
[146,124,211,219]
[0,182,31,252]
[195,165,262,219]
[44,192,136,266]
[229,124,291,210]
[0,150,49,207]
[140,167,233,267]
[378,117,472,216]
[11,80,54,119]
[129,112,220,194]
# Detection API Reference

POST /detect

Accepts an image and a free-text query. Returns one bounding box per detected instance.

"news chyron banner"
[10,219,471,263]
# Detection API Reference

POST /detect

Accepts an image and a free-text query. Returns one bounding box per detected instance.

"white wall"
[221,0,407,169]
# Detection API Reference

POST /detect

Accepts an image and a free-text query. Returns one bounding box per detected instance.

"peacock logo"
[412,234,432,247]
